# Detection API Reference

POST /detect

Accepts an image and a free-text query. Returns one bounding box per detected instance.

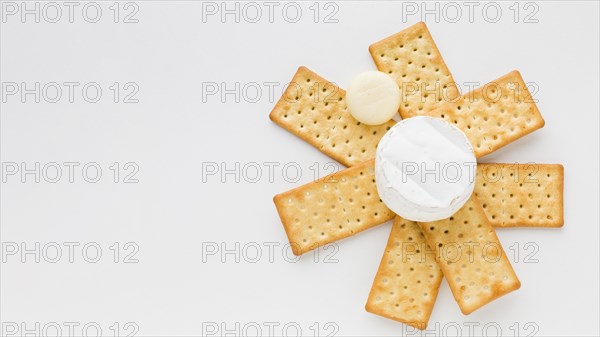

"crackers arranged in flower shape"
[269,22,564,329]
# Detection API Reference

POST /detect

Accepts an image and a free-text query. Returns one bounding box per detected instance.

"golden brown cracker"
[269,66,395,167]
[369,22,459,119]
[475,163,564,227]
[418,196,521,314]
[274,162,564,256]
[424,71,545,158]
[366,216,443,329]
[273,159,395,256]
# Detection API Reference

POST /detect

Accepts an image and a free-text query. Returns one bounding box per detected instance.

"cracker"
[475,163,564,227]
[369,22,459,119]
[269,66,395,167]
[274,162,564,255]
[418,196,521,314]
[423,71,545,158]
[366,216,443,330]
[273,159,395,256]
[271,27,544,164]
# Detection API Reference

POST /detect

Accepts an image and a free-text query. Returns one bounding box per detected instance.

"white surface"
[1,1,599,336]
[375,116,476,222]
[345,71,400,125]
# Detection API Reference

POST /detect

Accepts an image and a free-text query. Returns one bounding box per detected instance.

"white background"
[1,1,599,336]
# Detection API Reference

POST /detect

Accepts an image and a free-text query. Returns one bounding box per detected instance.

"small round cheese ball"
[346,71,401,125]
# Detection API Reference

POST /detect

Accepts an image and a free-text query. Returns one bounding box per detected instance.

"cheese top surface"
[375,116,477,222]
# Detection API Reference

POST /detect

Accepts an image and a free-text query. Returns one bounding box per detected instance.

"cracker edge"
[418,196,522,315]
[273,159,385,256]
[365,218,442,330]
[472,70,545,158]
[506,163,563,228]
[368,21,458,120]
[268,66,351,166]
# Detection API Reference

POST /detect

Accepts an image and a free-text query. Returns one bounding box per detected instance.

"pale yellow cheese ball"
[346,71,401,125]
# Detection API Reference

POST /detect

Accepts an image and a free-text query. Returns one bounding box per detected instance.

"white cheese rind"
[375,116,477,222]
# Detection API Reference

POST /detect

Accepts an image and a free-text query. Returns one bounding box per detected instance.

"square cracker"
[475,163,564,227]
[273,159,395,256]
[269,66,395,167]
[366,216,443,330]
[418,196,521,314]
[422,71,545,158]
[369,22,459,119]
